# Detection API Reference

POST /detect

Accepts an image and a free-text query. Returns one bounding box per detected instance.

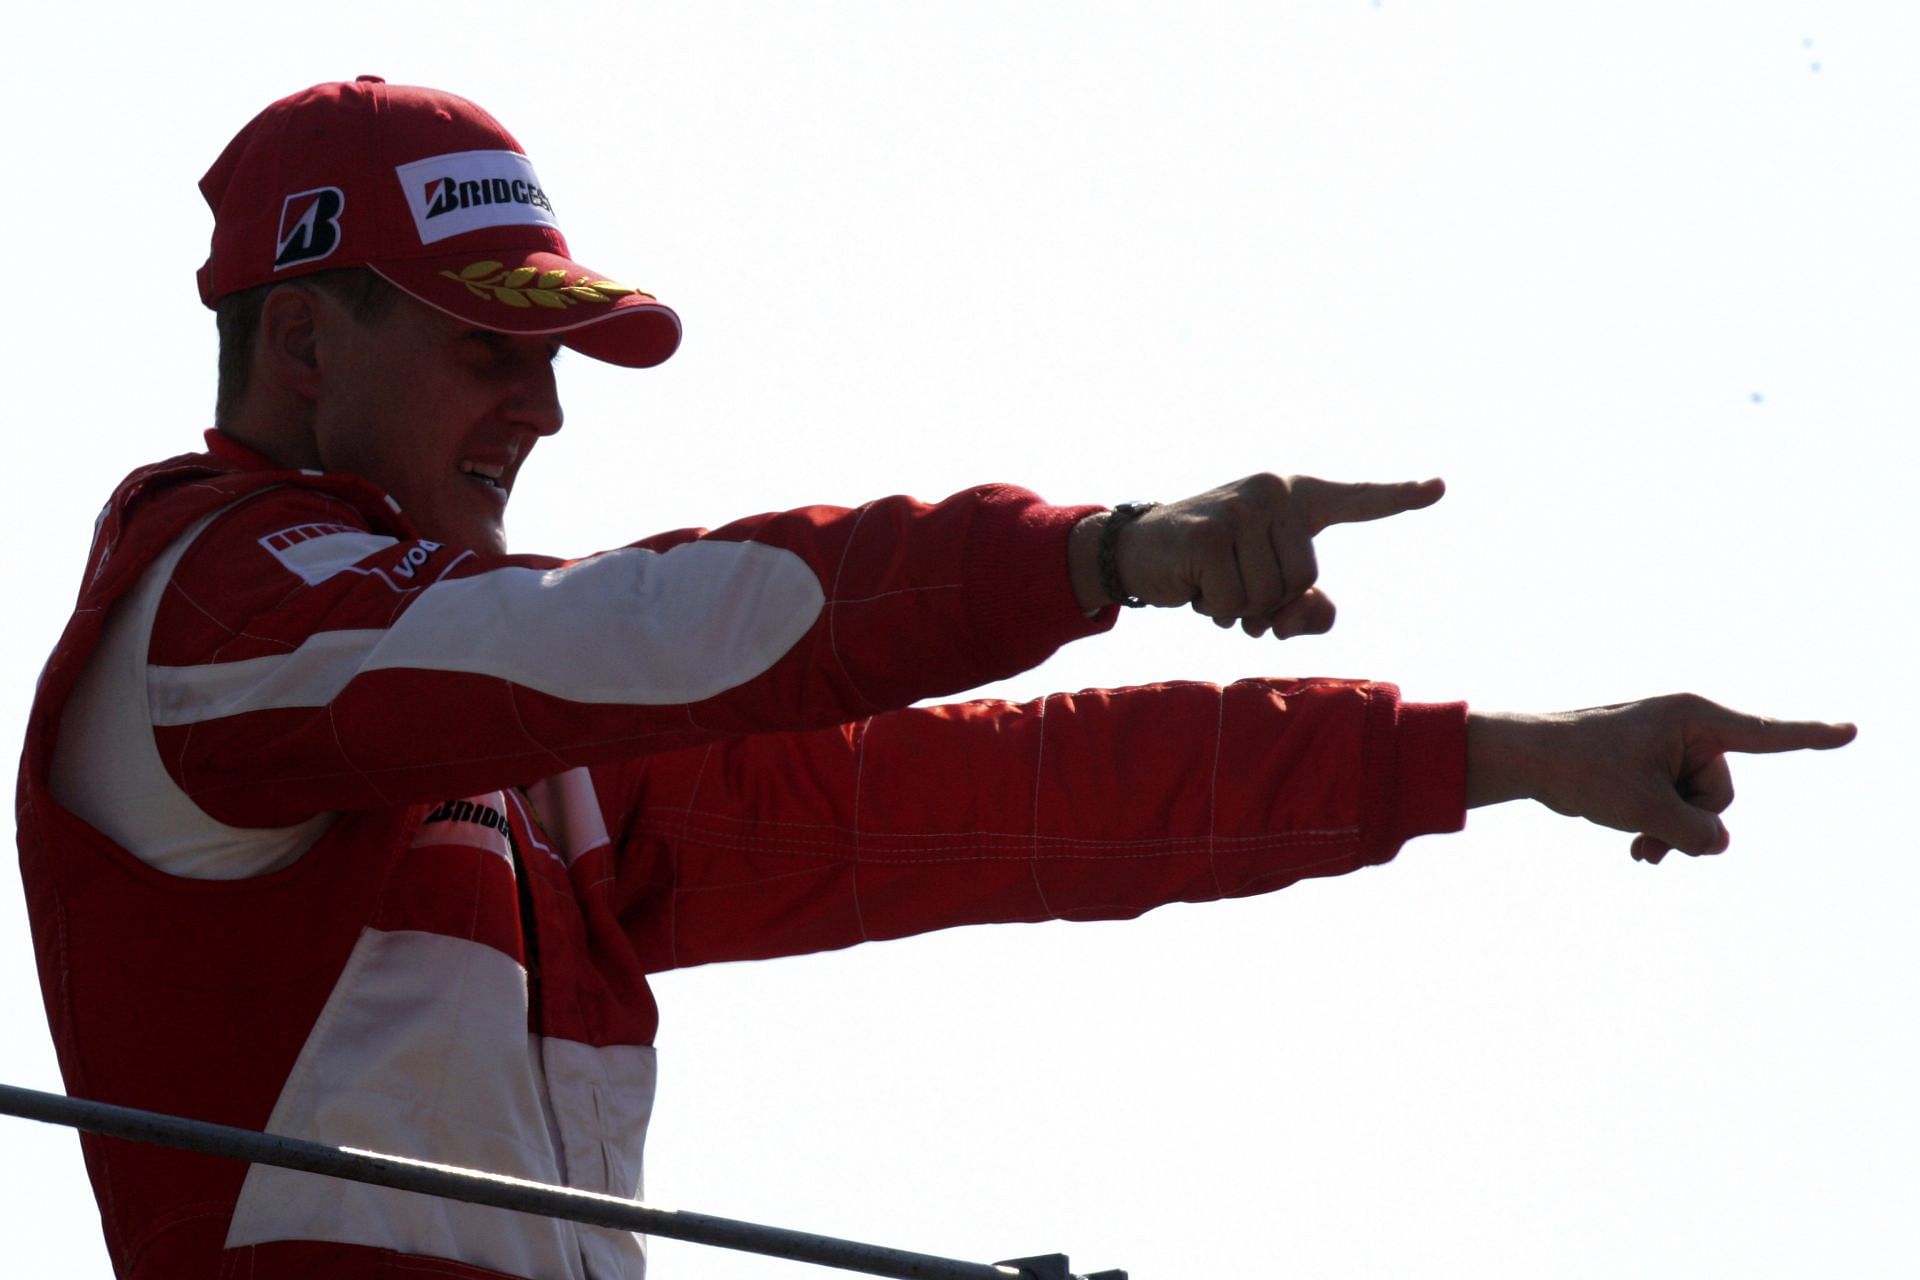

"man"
[15,77,1851,1280]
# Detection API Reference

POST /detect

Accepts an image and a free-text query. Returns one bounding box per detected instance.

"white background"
[0,3,1910,1277]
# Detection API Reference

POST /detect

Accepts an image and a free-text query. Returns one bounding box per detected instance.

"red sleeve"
[603,678,1468,971]
[148,481,1112,826]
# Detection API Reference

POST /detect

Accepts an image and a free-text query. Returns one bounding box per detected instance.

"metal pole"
[0,1083,1122,1280]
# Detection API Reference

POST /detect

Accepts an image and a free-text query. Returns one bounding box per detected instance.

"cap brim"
[373,250,681,368]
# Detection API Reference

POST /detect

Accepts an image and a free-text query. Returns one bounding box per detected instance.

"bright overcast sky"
[1,3,1912,1277]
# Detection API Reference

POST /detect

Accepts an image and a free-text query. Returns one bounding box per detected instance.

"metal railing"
[0,1083,1125,1280]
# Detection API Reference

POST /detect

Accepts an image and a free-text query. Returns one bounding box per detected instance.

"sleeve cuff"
[1363,688,1469,860]
[962,486,1117,677]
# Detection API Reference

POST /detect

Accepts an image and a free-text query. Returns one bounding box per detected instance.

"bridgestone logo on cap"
[395,150,560,246]
[276,187,346,268]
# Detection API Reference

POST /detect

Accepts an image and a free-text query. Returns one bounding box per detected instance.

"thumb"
[1639,786,1730,857]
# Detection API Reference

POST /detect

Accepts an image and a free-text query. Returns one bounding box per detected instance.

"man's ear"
[258,286,326,402]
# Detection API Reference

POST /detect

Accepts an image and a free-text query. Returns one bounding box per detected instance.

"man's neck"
[219,397,321,471]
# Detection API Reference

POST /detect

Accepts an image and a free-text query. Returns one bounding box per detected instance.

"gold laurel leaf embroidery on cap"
[441,263,653,309]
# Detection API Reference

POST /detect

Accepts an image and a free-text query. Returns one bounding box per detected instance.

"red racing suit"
[17,430,1466,1279]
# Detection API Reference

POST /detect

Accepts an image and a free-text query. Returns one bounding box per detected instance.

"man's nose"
[513,361,565,437]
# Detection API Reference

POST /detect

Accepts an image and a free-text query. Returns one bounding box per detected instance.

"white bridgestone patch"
[396,149,562,246]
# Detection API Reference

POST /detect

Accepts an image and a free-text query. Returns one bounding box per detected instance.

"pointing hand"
[1069,473,1446,638]
[1465,695,1857,861]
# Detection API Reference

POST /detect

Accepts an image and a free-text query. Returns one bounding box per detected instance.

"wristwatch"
[1100,501,1158,608]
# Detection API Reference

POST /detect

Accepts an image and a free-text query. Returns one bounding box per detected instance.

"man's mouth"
[460,462,506,490]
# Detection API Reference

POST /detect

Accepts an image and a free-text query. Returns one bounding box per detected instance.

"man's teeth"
[461,463,505,488]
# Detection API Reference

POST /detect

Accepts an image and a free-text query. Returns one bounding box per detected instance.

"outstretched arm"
[608,677,1465,971]
[1464,695,1857,862]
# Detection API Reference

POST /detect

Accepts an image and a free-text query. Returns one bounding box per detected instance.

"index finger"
[1701,712,1858,756]
[1291,476,1446,535]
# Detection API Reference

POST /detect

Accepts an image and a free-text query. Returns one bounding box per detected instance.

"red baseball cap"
[197,76,680,368]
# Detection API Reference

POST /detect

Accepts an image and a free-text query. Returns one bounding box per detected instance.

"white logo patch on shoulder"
[261,524,400,585]
[395,149,560,246]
